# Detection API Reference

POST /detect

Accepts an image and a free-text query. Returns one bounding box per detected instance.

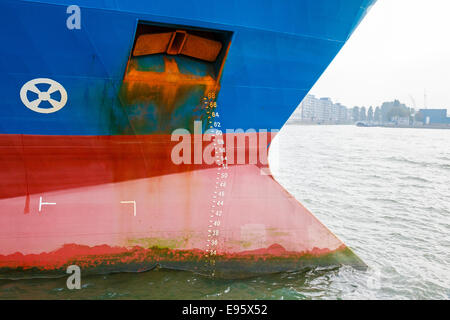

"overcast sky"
[310,0,450,111]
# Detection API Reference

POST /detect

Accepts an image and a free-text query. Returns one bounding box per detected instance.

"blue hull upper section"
[0,0,375,135]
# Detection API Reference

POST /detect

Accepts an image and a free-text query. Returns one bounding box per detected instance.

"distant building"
[294,98,449,127]
[299,94,319,121]
[336,103,348,123]
[419,109,450,125]
[297,95,350,124]
[290,104,302,121]
[320,97,333,123]
[347,108,353,123]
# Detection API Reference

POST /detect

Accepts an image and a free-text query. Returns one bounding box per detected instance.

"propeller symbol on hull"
[20,78,68,114]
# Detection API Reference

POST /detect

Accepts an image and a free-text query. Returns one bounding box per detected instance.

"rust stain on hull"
[119,56,219,134]
[0,243,364,279]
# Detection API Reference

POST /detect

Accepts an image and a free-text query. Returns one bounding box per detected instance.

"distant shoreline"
[286,121,450,130]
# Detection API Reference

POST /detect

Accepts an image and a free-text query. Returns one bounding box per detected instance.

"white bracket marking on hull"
[39,196,56,212]
[120,200,136,216]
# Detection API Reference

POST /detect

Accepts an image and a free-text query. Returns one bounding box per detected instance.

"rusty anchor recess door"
[119,23,233,135]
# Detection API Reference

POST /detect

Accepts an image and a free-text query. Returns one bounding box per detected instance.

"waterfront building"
[320,97,333,123]
[297,95,350,124]
[419,109,450,125]
[298,94,319,122]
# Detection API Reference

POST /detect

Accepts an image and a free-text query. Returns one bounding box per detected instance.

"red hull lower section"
[0,134,364,278]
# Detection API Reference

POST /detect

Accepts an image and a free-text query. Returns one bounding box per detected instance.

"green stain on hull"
[126,237,189,249]
[212,247,367,279]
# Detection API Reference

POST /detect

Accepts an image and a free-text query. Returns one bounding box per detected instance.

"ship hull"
[0,0,375,278]
[0,132,365,278]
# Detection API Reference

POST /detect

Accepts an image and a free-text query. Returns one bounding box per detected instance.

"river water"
[1,125,449,299]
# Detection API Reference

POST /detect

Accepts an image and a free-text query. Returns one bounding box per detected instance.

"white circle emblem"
[20,78,68,114]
